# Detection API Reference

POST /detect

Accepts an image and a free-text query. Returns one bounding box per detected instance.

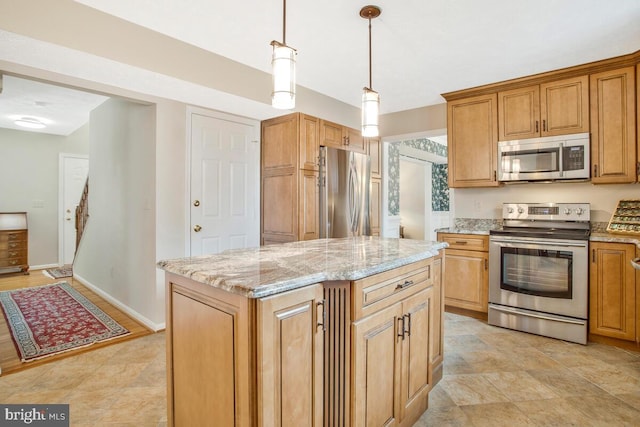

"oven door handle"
[490,237,587,248]
[490,305,585,325]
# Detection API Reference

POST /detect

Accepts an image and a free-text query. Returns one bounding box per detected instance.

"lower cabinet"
[437,233,489,314]
[589,242,638,344]
[166,256,443,427]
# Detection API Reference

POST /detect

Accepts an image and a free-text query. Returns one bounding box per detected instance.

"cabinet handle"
[493,170,497,181]
[395,279,414,290]
[454,240,468,244]
[484,258,488,270]
[404,313,412,337]
[592,249,596,263]
[593,164,598,177]
[397,316,406,340]
[316,300,326,332]
[535,120,539,133]
[542,120,546,132]
[636,162,639,177]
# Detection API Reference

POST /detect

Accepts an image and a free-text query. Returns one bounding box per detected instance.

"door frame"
[58,152,89,266]
[184,106,260,256]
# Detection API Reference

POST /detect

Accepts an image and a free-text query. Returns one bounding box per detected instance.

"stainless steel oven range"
[488,203,590,344]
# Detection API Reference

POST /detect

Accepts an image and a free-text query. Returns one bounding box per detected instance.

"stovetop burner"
[490,202,591,241]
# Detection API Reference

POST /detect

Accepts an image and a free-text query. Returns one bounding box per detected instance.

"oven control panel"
[503,203,590,221]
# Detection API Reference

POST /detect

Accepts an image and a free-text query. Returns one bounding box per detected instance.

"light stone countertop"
[157,237,448,298]
[590,232,640,248]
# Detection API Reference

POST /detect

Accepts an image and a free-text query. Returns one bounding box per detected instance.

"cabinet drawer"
[352,260,432,320]
[0,231,27,245]
[0,248,27,259]
[437,233,488,251]
[0,257,27,268]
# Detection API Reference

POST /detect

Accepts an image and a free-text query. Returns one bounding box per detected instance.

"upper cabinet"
[447,94,499,188]
[590,67,637,184]
[444,49,640,188]
[320,119,366,154]
[498,76,589,141]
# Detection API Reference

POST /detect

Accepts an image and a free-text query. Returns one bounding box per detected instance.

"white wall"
[0,126,89,267]
[73,98,160,327]
[453,181,640,223]
[399,157,427,239]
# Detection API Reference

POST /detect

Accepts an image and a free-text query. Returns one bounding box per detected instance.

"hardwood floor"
[0,269,151,376]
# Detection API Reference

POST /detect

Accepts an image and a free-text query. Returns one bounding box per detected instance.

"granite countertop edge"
[158,238,448,299]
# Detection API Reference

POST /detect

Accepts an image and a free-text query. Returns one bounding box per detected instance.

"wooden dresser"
[0,212,29,275]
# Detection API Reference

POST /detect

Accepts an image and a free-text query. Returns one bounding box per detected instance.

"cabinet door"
[345,126,366,154]
[300,114,320,171]
[171,290,248,426]
[429,256,444,384]
[399,288,432,422]
[262,171,297,244]
[589,242,636,341]
[299,169,319,240]
[370,178,381,236]
[258,284,324,427]
[498,85,540,140]
[443,248,489,313]
[540,75,589,136]
[320,119,345,149]
[368,137,382,179]
[352,303,402,427]
[590,67,636,184]
[447,94,499,188]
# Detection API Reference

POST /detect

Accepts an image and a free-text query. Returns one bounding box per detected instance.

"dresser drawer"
[0,248,27,259]
[0,256,28,268]
[437,233,488,251]
[352,260,432,320]
[0,230,27,245]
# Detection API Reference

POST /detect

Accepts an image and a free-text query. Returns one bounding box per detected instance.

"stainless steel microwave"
[497,133,590,182]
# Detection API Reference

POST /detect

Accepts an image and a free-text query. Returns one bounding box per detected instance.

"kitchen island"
[158,237,447,427]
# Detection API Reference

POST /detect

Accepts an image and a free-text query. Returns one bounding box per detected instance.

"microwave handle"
[558,142,564,177]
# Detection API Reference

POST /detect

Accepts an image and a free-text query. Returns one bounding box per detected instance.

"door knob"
[193,200,200,207]
[194,225,202,232]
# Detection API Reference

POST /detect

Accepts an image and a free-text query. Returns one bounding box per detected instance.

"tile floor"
[1,312,639,426]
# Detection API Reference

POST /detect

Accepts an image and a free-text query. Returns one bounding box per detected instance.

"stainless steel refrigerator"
[319,146,371,238]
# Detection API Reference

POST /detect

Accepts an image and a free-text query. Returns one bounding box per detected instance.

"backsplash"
[387,137,448,216]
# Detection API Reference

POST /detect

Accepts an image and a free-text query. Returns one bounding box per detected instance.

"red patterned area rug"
[0,282,130,361]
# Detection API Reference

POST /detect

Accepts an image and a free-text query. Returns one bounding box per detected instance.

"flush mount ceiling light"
[270,0,296,110]
[14,116,46,129]
[360,5,381,138]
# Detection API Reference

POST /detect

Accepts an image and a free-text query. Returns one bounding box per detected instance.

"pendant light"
[360,5,381,137]
[271,0,296,109]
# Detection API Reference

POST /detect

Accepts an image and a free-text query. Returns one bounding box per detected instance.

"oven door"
[489,235,588,319]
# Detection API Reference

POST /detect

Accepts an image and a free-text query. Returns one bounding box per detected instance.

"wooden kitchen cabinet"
[368,136,381,179]
[351,259,439,427]
[437,233,489,314]
[498,76,589,141]
[589,242,637,343]
[319,119,366,154]
[370,178,381,236]
[590,67,637,184]
[447,94,499,188]
[0,212,29,275]
[261,113,320,244]
[167,276,324,427]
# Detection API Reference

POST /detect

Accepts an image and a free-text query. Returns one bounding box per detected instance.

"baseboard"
[72,273,165,332]
[31,263,60,270]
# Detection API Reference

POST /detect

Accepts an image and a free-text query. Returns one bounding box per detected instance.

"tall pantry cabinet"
[261,113,320,245]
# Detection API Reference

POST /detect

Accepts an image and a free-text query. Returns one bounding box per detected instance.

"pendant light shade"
[361,87,379,137]
[271,41,296,109]
[360,5,381,137]
[271,0,296,109]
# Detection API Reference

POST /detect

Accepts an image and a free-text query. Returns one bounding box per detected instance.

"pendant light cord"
[368,17,372,89]
[282,0,287,45]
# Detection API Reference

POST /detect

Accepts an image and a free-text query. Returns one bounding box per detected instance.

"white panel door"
[60,154,89,265]
[190,112,260,256]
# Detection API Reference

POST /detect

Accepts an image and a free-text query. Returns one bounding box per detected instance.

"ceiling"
[1,0,639,135]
